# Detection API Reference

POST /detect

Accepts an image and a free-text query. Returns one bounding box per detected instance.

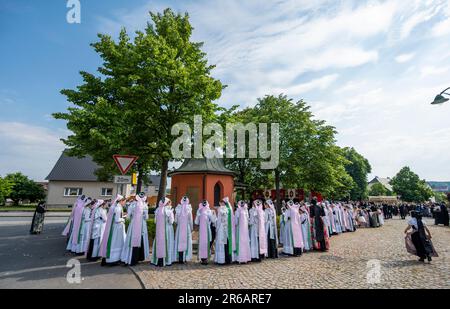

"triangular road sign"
[113,155,138,175]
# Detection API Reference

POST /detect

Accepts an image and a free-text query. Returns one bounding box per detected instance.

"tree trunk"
[275,168,281,213]
[157,158,169,204]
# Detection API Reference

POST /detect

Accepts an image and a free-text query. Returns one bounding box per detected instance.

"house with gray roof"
[368,176,393,194]
[46,151,161,208]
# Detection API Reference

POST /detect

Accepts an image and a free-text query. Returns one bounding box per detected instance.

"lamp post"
[430,87,450,105]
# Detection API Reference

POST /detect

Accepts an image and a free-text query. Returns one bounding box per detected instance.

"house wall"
[46,181,118,208]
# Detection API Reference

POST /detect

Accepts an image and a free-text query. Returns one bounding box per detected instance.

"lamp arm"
[439,87,450,95]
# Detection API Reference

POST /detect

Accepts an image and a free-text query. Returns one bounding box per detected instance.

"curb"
[128,266,147,290]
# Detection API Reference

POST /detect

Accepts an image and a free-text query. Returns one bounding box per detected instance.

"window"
[101,188,113,196]
[64,188,82,196]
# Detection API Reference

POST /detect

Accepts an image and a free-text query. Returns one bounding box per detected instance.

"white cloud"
[89,0,450,180]
[432,17,450,37]
[420,65,450,77]
[0,122,66,181]
[271,74,339,97]
[395,53,415,63]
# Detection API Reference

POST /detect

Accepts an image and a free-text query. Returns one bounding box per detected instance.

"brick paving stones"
[133,218,450,289]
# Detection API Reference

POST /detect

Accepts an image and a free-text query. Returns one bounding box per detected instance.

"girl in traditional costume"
[249,200,267,261]
[264,199,278,259]
[151,198,175,267]
[214,197,236,264]
[99,195,126,266]
[121,193,150,265]
[234,200,251,264]
[195,200,215,265]
[86,199,107,261]
[174,196,193,263]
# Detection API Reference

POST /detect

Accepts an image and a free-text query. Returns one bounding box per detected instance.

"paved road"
[134,217,450,289]
[0,214,143,289]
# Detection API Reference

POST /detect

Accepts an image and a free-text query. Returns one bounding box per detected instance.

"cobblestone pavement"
[133,218,450,289]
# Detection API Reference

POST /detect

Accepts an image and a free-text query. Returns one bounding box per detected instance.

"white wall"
[46,181,118,208]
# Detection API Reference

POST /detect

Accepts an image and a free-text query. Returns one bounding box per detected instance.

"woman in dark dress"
[404,211,434,262]
[30,201,46,234]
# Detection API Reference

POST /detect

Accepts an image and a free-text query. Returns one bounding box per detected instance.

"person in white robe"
[195,200,216,265]
[279,203,287,246]
[264,199,278,259]
[173,196,193,263]
[300,205,312,251]
[234,200,251,264]
[249,200,267,261]
[214,197,236,264]
[76,199,95,254]
[283,201,303,256]
[66,197,92,253]
[151,198,175,267]
[332,203,343,234]
[86,200,107,261]
[99,195,127,266]
[121,193,150,265]
[377,207,385,226]
[62,195,85,245]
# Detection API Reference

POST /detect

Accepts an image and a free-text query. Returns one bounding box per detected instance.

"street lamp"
[431,87,450,105]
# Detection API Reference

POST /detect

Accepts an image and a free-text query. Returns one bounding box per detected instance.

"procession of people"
[60,193,402,268]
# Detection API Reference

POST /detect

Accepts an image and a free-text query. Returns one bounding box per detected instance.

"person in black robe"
[310,198,328,252]
[434,203,449,226]
[399,204,407,220]
[30,201,46,234]
[405,211,434,262]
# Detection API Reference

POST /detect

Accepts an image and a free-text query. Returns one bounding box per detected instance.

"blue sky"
[1,0,450,182]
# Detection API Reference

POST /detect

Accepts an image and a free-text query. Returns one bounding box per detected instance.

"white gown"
[151,206,175,266]
[249,207,265,259]
[194,207,215,261]
[282,209,294,255]
[173,204,193,262]
[121,202,150,264]
[90,207,107,258]
[67,207,92,253]
[105,204,126,263]
[214,206,236,264]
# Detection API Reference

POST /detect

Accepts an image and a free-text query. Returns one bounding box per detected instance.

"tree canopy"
[391,166,433,202]
[224,94,355,205]
[0,176,13,205]
[368,183,388,196]
[54,8,224,198]
[343,147,372,200]
[3,173,45,205]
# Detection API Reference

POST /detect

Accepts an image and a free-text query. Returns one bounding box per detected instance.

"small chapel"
[168,158,236,213]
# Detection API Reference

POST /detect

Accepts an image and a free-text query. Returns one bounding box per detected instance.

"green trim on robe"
[235,218,240,256]
[77,215,84,245]
[106,213,115,258]
[207,225,211,259]
[290,219,294,249]
[225,203,233,256]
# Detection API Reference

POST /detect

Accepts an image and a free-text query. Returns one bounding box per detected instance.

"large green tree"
[0,176,13,205]
[54,9,224,199]
[343,147,372,200]
[391,166,433,202]
[225,94,353,207]
[4,173,45,205]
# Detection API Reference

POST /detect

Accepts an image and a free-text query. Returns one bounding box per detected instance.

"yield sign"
[112,155,138,175]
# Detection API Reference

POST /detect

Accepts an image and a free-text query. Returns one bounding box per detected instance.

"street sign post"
[112,155,138,175]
